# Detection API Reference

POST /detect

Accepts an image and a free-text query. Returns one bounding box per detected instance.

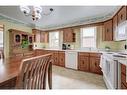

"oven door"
[102,55,118,89]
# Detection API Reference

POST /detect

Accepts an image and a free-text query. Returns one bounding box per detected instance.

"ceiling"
[0,6,120,30]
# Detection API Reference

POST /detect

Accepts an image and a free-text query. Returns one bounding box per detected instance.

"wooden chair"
[16,54,52,89]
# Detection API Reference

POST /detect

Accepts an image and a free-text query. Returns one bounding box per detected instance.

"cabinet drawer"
[89,53,101,58]
[78,52,89,57]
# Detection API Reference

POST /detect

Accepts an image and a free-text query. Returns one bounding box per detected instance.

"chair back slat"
[16,54,52,89]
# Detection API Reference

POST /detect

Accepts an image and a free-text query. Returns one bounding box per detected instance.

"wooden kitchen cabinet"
[89,53,102,75]
[58,51,65,67]
[118,6,127,24]
[90,57,102,75]
[78,52,89,72]
[121,64,127,89]
[103,19,113,41]
[52,51,59,66]
[32,29,41,42]
[34,49,45,55]
[63,28,75,42]
[32,29,49,43]
[40,32,49,43]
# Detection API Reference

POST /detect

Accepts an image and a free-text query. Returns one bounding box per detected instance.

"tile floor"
[52,65,107,89]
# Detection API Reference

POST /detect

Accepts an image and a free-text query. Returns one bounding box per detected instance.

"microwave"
[115,21,127,41]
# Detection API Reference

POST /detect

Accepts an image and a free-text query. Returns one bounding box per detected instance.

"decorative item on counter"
[105,46,111,52]
[67,44,71,49]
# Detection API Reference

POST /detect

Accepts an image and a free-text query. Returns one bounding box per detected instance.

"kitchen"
[0,6,127,89]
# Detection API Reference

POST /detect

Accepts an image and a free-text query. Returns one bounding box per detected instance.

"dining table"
[0,56,52,89]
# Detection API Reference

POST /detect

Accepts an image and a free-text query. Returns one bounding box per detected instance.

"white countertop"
[34,48,102,53]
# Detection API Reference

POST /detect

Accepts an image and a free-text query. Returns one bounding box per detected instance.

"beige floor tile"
[52,65,107,89]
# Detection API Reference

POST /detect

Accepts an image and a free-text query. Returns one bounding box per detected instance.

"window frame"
[80,27,97,48]
[49,31,60,49]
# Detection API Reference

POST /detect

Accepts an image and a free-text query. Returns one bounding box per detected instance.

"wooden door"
[118,6,127,24]
[90,57,102,75]
[121,64,127,89]
[58,51,65,67]
[103,19,113,41]
[78,53,89,72]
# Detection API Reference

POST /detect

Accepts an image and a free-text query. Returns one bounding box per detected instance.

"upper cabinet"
[32,29,41,42]
[103,19,113,41]
[63,28,75,42]
[32,29,49,43]
[9,29,34,46]
[40,32,49,43]
[113,6,127,41]
[118,6,127,24]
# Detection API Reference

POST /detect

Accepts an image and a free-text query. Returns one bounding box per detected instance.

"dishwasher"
[65,51,78,70]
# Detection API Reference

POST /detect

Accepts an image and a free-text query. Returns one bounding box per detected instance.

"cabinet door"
[118,6,127,24]
[78,53,89,72]
[52,51,59,66]
[121,64,127,89]
[13,33,22,45]
[58,51,65,67]
[40,32,49,43]
[63,28,74,42]
[90,57,102,75]
[103,20,113,41]
[113,15,118,40]
[32,29,40,42]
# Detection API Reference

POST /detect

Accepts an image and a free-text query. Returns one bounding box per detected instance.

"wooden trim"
[33,22,104,32]
[32,29,44,32]
[8,29,32,35]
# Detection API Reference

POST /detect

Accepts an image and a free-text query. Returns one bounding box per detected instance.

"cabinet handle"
[121,14,123,20]
[95,62,97,66]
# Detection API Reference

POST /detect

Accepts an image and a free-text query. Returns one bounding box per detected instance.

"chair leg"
[48,63,52,89]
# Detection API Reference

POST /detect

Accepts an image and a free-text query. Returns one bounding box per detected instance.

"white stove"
[100,52,120,89]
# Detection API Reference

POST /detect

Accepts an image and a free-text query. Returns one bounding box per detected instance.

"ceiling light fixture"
[20,6,53,21]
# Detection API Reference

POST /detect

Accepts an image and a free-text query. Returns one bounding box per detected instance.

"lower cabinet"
[78,53,89,72]
[58,51,65,67]
[121,64,127,89]
[52,51,65,67]
[52,51,59,66]
[78,52,102,75]
[34,49,102,75]
[90,57,102,75]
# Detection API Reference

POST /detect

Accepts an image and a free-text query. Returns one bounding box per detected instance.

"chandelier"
[20,6,53,21]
